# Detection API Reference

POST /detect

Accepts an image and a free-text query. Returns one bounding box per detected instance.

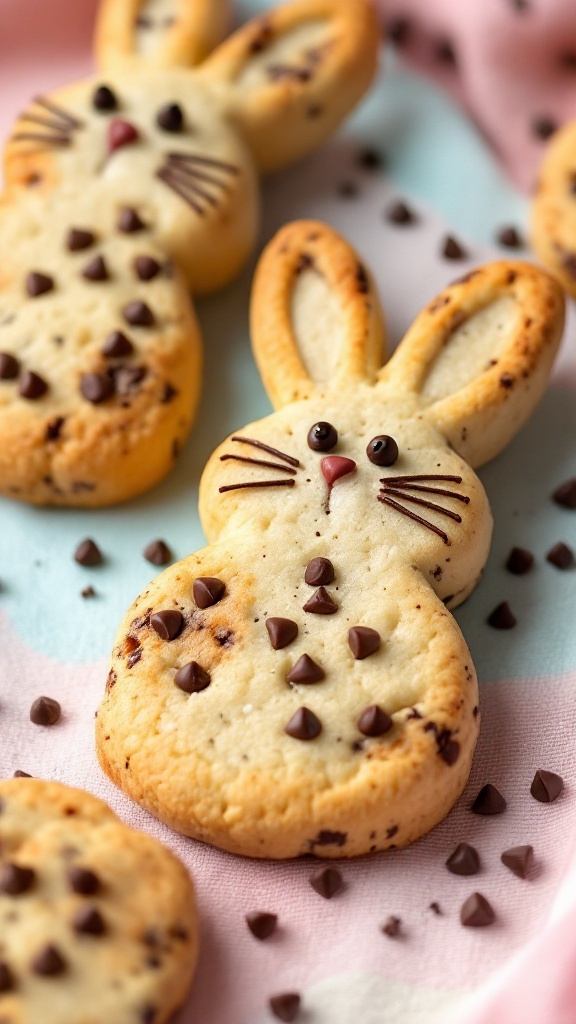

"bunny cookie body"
[0,0,378,506]
[96,223,564,858]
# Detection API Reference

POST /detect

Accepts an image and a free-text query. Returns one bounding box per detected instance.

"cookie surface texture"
[0,0,379,506]
[532,120,576,298]
[96,222,565,858]
[0,777,198,1023]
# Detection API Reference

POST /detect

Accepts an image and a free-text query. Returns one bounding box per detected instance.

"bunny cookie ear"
[95,0,231,72]
[381,262,564,468]
[199,0,379,173]
[251,220,386,407]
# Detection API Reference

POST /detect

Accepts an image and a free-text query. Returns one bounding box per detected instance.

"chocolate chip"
[460,893,495,927]
[358,147,384,171]
[349,626,381,660]
[81,585,96,598]
[92,84,118,111]
[13,770,32,777]
[506,547,534,574]
[287,654,325,684]
[446,842,480,876]
[553,478,576,508]
[309,865,342,899]
[30,696,61,726]
[174,661,210,693]
[530,768,563,803]
[81,255,109,282]
[441,235,468,260]
[307,421,338,452]
[0,352,20,379]
[19,370,47,399]
[1,862,35,895]
[302,586,338,614]
[45,416,64,441]
[429,902,442,915]
[501,845,533,879]
[304,557,334,586]
[150,609,183,641]
[471,783,506,815]
[496,225,523,248]
[111,365,146,396]
[31,944,66,976]
[143,539,172,565]
[0,961,14,993]
[117,207,146,233]
[140,1007,157,1024]
[487,601,516,629]
[366,434,399,466]
[358,704,392,737]
[73,905,106,935]
[67,228,95,251]
[26,271,54,297]
[269,993,301,1022]
[532,116,557,140]
[161,382,177,403]
[388,17,411,45]
[74,538,103,566]
[245,911,277,940]
[386,200,417,225]
[381,915,401,937]
[285,707,322,740]
[123,300,154,327]
[193,577,225,608]
[102,330,134,358]
[68,866,100,895]
[436,38,457,65]
[546,542,574,569]
[80,372,114,404]
[156,102,184,132]
[266,617,298,650]
[134,256,161,281]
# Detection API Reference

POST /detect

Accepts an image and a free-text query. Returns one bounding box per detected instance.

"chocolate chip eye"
[366,435,399,466]
[156,103,184,132]
[92,84,118,112]
[307,422,338,452]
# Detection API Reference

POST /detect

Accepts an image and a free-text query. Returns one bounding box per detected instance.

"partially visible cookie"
[0,778,198,1023]
[532,120,576,297]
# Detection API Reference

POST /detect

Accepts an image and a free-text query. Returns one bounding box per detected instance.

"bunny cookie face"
[96,222,564,859]
[0,0,379,506]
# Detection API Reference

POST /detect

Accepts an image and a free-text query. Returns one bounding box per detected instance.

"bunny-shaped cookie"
[96,222,564,858]
[532,121,576,299]
[0,0,378,506]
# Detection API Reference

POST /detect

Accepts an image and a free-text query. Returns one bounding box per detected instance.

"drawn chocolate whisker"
[20,113,73,134]
[166,151,240,175]
[156,167,205,215]
[382,474,463,484]
[219,479,296,493]
[11,132,71,147]
[380,486,462,522]
[163,164,219,207]
[378,495,450,545]
[231,435,301,468]
[220,453,297,475]
[165,158,233,192]
[32,95,83,130]
[383,481,470,504]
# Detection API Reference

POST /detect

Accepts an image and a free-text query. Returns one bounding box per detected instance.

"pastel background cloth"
[1,1,576,1023]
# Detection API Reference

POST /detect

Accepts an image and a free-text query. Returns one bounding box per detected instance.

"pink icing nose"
[321,456,356,486]
[108,118,140,153]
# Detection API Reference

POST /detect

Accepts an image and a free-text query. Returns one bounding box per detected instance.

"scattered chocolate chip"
[446,842,480,876]
[487,601,516,629]
[67,227,95,251]
[501,845,533,879]
[26,271,54,297]
[0,961,14,993]
[349,626,381,660]
[429,902,442,915]
[156,102,184,132]
[19,370,48,400]
[150,609,183,641]
[68,866,100,895]
[436,729,460,765]
[123,300,154,327]
[1,862,35,895]
[367,434,399,466]
[45,416,65,441]
[471,783,506,815]
[442,235,468,260]
[13,770,32,777]
[92,84,118,111]
[287,654,325,684]
[285,707,322,740]
[143,539,172,565]
[358,704,392,737]
[269,993,301,1022]
[80,371,114,404]
[307,421,338,452]
[193,577,225,608]
[0,352,20,379]
[81,584,95,598]
[174,661,210,693]
[102,330,134,358]
[546,541,574,569]
[460,893,495,927]
[381,915,401,937]
[304,557,334,586]
[31,944,66,976]
[245,911,277,940]
[387,16,410,45]
[530,769,563,803]
[386,200,417,225]
[74,538,103,566]
[496,225,523,248]
[506,547,534,574]
[117,207,146,233]
[81,255,109,282]
[266,617,298,650]
[357,147,384,171]
[111,365,146,396]
[532,116,557,140]
[436,38,457,65]
[553,478,576,508]
[73,905,106,935]
[134,255,161,281]
[302,586,338,614]
[30,696,61,726]
[309,866,342,899]
[161,382,177,403]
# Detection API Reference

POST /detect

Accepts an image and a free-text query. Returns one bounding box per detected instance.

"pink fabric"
[378,0,576,192]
